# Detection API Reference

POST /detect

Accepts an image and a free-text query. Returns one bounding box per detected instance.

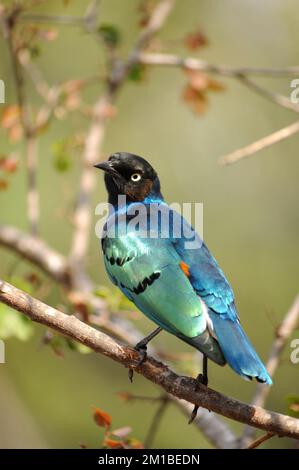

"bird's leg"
[128,327,162,382]
[188,355,208,424]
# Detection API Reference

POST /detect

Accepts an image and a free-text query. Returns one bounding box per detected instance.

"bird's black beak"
[94,160,118,175]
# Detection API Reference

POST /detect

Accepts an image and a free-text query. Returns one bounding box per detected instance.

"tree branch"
[246,432,275,449]
[69,0,175,274]
[1,7,39,235]
[0,224,238,448]
[0,224,71,286]
[1,279,299,441]
[219,120,299,165]
[139,52,299,77]
[241,294,299,446]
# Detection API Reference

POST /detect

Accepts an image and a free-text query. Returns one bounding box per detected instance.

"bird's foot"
[188,373,208,424]
[128,342,148,383]
[195,372,208,387]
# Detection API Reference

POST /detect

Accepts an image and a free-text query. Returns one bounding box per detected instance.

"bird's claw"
[128,344,147,383]
[188,405,199,425]
[195,373,208,388]
[188,373,208,424]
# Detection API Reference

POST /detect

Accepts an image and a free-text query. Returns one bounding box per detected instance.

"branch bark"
[1,279,299,441]
[0,224,238,448]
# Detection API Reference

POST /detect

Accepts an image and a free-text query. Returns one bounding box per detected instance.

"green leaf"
[128,63,146,82]
[286,395,299,418]
[52,141,72,172]
[0,304,33,341]
[74,343,92,354]
[98,24,121,47]
[29,45,41,59]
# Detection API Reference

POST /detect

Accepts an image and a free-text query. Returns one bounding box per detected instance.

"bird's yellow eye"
[131,173,141,182]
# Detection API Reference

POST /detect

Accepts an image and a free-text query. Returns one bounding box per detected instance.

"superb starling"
[95,152,271,418]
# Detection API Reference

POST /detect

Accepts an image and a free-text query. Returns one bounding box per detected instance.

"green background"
[0,0,298,448]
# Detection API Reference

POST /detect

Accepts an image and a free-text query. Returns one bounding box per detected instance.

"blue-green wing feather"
[102,223,225,364]
[174,219,272,384]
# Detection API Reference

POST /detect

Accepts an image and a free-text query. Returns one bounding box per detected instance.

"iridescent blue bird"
[95,152,272,419]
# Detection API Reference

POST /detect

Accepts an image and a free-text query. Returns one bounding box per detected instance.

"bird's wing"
[173,234,236,319]
[102,229,226,364]
[173,214,272,384]
[102,232,207,338]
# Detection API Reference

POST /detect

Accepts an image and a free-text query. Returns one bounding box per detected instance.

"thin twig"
[2,10,39,235]
[241,294,299,447]
[144,395,169,449]
[219,120,299,165]
[19,0,101,29]
[246,432,275,449]
[69,0,175,274]
[237,75,299,113]
[0,279,299,441]
[139,52,299,77]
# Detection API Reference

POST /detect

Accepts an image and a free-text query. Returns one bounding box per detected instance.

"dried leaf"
[207,77,225,92]
[1,105,21,129]
[38,29,58,42]
[8,124,23,142]
[93,408,111,429]
[117,391,132,402]
[0,179,8,190]
[112,426,132,439]
[0,155,18,173]
[184,30,208,50]
[182,70,224,115]
[182,85,208,115]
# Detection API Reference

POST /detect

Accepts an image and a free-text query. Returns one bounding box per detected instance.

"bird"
[95,152,272,421]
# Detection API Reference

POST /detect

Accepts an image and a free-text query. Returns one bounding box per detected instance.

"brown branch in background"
[1,7,39,235]
[237,75,299,113]
[1,279,299,440]
[25,135,39,236]
[139,52,299,164]
[139,52,299,77]
[0,223,238,449]
[18,0,101,31]
[144,395,169,449]
[69,0,175,276]
[241,294,299,447]
[219,120,299,165]
[246,431,275,449]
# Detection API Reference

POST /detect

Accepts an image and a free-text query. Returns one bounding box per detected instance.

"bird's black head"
[94,152,162,206]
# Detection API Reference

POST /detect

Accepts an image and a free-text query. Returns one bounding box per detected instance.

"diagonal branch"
[241,294,299,446]
[237,75,299,113]
[0,224,238,448]
[219,120,299,165]
[1,279,299,440]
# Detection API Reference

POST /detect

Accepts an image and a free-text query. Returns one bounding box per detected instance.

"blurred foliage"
[0,0,298,450]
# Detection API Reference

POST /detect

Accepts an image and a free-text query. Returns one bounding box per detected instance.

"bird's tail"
[209,311,272,385]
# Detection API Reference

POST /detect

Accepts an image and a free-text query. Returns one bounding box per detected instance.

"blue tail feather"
[209,311,272,385]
